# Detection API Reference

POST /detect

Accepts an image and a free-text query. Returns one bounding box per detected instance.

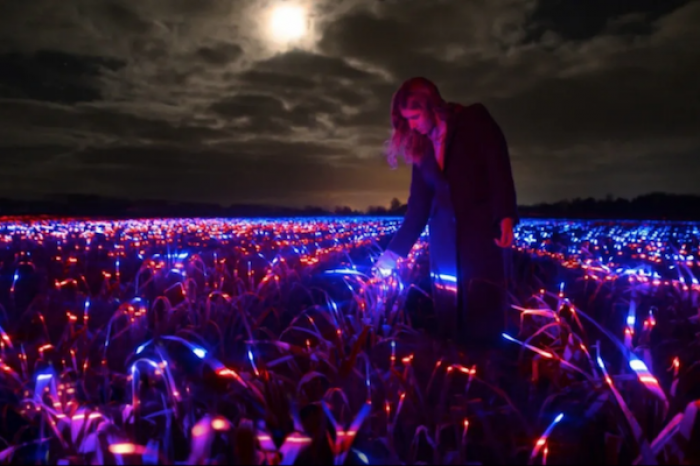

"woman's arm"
[386,162,434,257]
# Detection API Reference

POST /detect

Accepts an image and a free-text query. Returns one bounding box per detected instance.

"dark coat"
[386,102,518,348]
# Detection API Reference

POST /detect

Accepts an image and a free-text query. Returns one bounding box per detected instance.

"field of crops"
[0,217,699,465]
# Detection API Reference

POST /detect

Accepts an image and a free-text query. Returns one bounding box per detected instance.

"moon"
[268,4,307,43]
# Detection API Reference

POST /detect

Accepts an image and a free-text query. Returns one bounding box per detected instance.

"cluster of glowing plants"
[0,217,698,464]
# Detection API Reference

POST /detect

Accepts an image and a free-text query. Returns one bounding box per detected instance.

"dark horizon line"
[2,191,700,222]
[2,190,700,210]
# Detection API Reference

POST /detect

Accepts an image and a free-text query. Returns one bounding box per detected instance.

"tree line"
[1,192,700,221]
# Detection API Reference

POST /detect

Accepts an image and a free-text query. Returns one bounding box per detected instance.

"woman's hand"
[373,249,401,277]
[494,217,514,248]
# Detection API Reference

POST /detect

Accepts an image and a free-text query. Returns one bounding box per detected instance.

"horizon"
[2,189,699,212]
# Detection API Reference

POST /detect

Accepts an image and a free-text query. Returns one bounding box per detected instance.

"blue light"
[629,359,648,372]
[325,268,365,276]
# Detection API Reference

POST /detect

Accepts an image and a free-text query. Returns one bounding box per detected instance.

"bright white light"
[353,449,369,464]
[375,267,392,278]
[269,4,307,42]
[629,359,648,372]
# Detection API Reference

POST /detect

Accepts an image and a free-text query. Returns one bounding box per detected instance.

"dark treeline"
[1,192,700,221]
[368,193,700,221]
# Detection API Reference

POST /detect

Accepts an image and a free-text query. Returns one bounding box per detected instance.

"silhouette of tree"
[333,206,356,216]
[366,205,388,215]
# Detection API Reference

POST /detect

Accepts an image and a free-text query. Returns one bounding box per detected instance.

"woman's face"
[400,105,436,136]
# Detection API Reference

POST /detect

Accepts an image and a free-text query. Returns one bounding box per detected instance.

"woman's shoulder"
[450,103,499,133]
[459,102,491,120]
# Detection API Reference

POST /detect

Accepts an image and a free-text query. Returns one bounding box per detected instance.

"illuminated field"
[0,217,698,464]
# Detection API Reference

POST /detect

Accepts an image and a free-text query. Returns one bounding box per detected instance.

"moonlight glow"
[269,4,307,42]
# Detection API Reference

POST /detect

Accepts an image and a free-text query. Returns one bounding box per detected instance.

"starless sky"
[1,0,699,210]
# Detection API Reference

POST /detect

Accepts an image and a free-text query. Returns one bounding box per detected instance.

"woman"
[375,76,518,352]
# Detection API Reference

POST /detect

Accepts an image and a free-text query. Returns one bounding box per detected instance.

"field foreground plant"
[0,218,698,465]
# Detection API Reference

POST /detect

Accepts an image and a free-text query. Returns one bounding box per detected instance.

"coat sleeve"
[386,162,434,258]
[476,104,519,226]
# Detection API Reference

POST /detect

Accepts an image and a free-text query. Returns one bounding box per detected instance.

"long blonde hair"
[384,77,447,169]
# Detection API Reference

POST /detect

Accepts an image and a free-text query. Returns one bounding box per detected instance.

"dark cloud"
[0,145,69,168]
[229,50,393,136]
[524,0,693,41]
[487,60,700,151]
[318,10,452,82]
[196,43,244,65]
[209,94,299,135]
[254,49,378,82]
[234,69,317,92]
[210,94,286,119]
[0,100,229,146]
[216,51,387,134]
[0,50,125,104]
[96,1,153,35]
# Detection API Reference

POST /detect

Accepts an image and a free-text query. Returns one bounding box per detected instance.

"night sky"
[1,0,698,211]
